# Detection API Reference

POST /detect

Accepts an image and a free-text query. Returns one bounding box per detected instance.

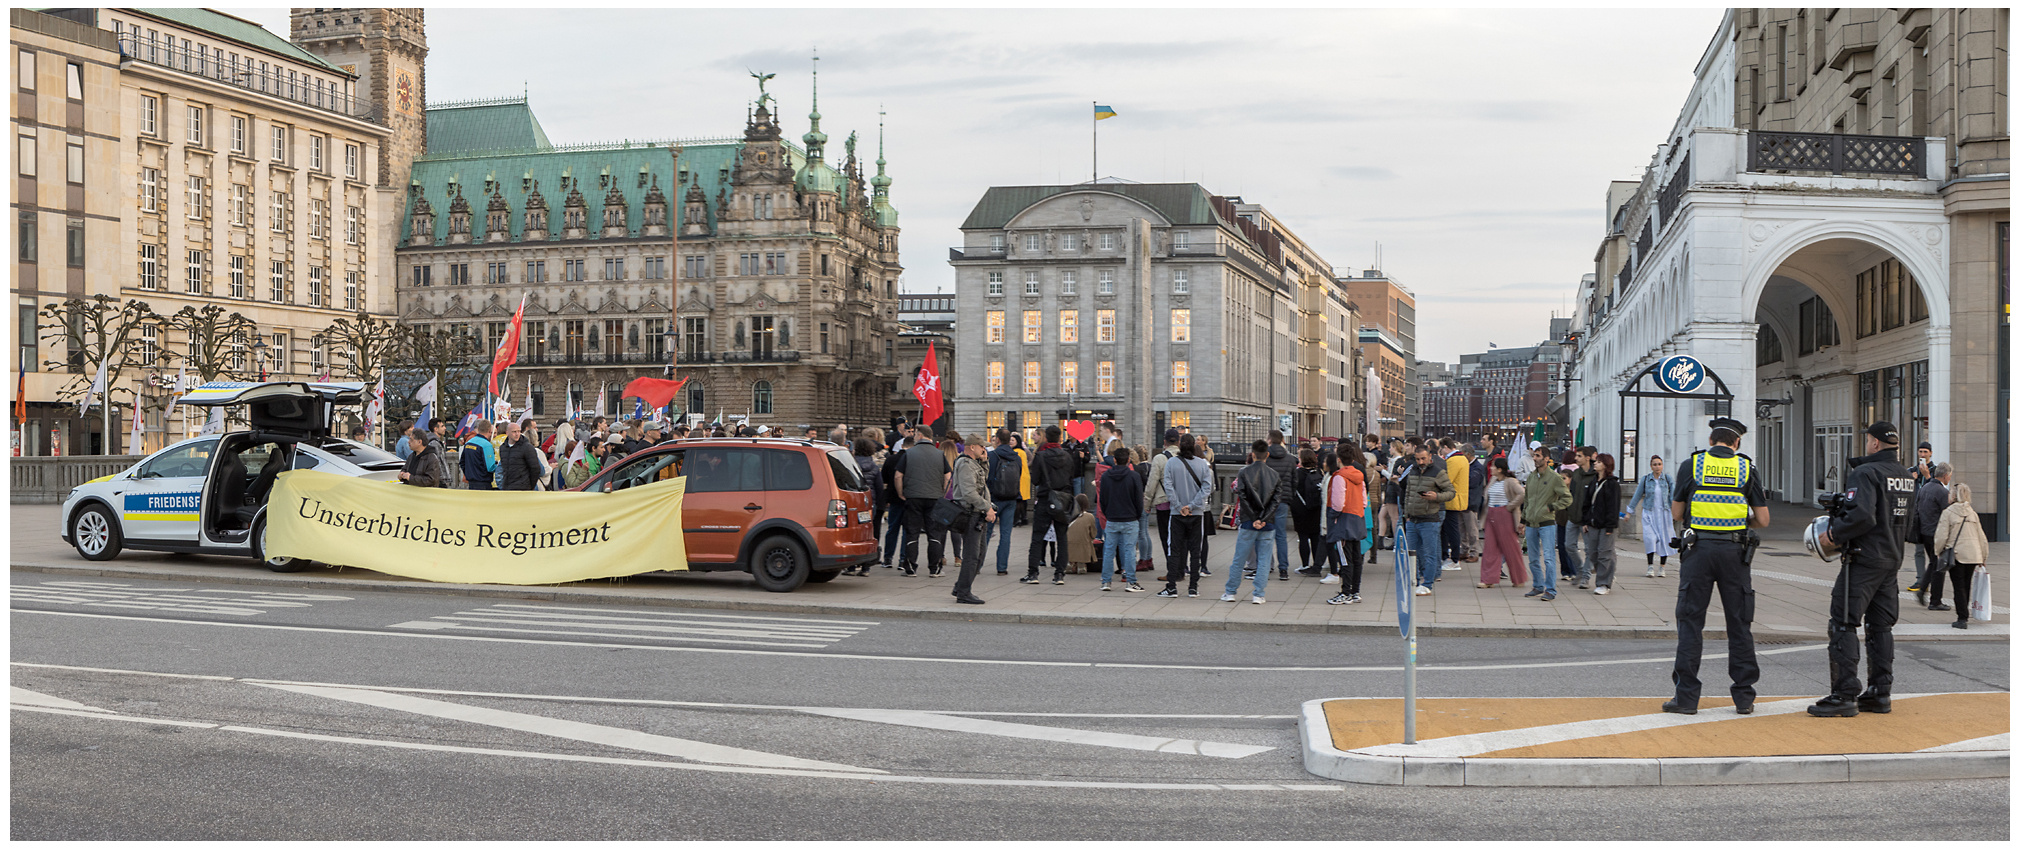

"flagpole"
[1091,100,1097,183]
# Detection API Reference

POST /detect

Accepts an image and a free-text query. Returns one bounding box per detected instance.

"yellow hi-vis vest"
[1688,451,1752,531]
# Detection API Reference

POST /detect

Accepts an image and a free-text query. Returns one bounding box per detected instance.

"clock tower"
[288,8,428,192]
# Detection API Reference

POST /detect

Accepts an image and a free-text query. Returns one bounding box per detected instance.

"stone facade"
[393,78,904,430]
[288,8,427,192]
[1570,8,2007,537]
[1345,270,1417,437]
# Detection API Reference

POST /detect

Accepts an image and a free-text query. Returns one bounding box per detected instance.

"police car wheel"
[71,504,122,561]
[253,519,306,573]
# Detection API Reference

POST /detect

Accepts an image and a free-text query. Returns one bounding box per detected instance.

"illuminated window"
[1060,361,1078,394]
[1097,309,1115,342]
[1097,361,1115,394]
[1172,361,1190,394]
[985,411,1007,429]
[1060,310,1078,343]
[1022,361,1040,395]
[1172,309,1190,342]
[1022,310,1041,343]
[1169,411,1190,428]
[986,361,1004,395]
[985,310,1004,343]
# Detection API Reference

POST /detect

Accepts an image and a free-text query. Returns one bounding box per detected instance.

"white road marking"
[10,704,219,728]
[391,619,836,649]
[489,603,877,627]
[251,682,885,774]
[12,580,351,617]
[800,707,1273,759]
[11,609,1829,672]
[1918,733,2009,753]
[10,686,111,712]
[10,661,238,681]
[1754,569,2010,615]
[447,609,863,638]
[389,604,871,648]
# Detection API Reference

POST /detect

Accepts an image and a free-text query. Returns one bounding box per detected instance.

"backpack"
[988,449,1023,501]
[1293,467,1323,512]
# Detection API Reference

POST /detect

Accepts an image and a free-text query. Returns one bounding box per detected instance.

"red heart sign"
[1064,419,1098,442]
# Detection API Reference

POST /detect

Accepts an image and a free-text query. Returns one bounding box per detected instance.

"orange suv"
[569,438,877,591]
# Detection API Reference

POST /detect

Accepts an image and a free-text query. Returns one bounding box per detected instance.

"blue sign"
[1394,536,1413,637]
[1655,355,1707,394]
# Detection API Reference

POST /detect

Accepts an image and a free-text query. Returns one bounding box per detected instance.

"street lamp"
[252,335,268,382]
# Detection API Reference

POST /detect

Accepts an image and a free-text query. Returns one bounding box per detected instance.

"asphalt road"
[10,572,2010,840]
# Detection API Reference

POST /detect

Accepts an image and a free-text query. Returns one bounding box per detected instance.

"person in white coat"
[1626,455,1678,577]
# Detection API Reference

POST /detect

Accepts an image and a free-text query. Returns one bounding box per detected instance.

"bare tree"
[387,323,484,424]
[320,311,402,382]
[38,295,163,406]
[160,303,259,385]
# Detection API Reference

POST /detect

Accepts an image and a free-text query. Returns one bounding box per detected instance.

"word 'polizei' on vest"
[1688,452,1752,531]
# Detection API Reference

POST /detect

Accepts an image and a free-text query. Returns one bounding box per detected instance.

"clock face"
[396,71,413,113]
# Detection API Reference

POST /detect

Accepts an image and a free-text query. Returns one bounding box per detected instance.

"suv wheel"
[70,504,123,561]
[252,518,307,573]
[749,535,810,592]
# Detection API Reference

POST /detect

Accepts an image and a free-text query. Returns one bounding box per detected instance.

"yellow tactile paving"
[1323,698,1664,752]
[1473,692,2010,759]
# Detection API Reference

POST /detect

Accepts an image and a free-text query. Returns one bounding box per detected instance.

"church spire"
[871,106,891,198]
[801,50,828,161]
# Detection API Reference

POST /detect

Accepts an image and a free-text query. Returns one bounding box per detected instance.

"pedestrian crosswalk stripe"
[800,707,1273,758]
[12,581,351,617]
[391,604,873,648]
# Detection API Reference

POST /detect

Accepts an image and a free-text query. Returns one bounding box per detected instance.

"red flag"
[912,341,943,425]
[489,295,527,395]
[621,376,687,409]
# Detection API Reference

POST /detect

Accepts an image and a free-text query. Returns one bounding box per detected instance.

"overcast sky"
[234,6,1723,364]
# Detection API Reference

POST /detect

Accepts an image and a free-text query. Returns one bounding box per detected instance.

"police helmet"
[1803,516,1842,562]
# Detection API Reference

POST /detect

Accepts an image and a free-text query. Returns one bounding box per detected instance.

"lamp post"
[252,335,268,382]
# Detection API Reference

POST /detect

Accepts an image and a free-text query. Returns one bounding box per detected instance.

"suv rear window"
[765,449,814,491]
[826,448,866,492]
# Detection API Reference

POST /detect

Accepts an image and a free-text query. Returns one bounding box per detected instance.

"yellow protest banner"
[265,469,687,584]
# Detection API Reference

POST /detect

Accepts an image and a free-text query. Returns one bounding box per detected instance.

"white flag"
[412,376,438,406]
[127,401,144,452]
[173,364,187,394]
[199,405,225,435]
[80,359,109,413]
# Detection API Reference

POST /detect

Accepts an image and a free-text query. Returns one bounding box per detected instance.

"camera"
[1817,492,1852,515]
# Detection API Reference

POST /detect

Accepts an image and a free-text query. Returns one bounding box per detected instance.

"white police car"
[60,381,405,571]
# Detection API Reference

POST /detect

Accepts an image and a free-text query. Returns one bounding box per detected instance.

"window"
[643,256,666,280]
[226,330,248,373]
[564,259,584,281]
[65,137,82,184]
[448,263,469,286]
[229,254,247,298]
[1061,270,1077,295]
[987,362,1005,394]
[1097,309,1116,342]
[1098,232,1116,250]
[1756,323,1784,365]
[1059,310,1078,343]
[1022,310,1042,344]
[1022,361,1040,395]
[270,260,288,302]
[309,198,327,239]
[139,243,159,290]
[884,339,895,367]
[185,249,205,294]
[486,262,507,284]
[16,131,32,177]
[185,176,206,220]
[684,255,706,279]
[17,297,34,373]
[750,315,776,356]
[1172,308,1190,342]
[344,143,359,179]
[310,336,326,373]
[1172,268,1189,293]
[1098,269,1115,294]
[270,332,289,374]
[345,205,361,244]
[1797,296,1837,356]
[985,310,1004,343]
[1060,233,1079,251]
[17,50,32,91]
[308,135,324,171]
[138,324,158,367]
[1173,230,1190,250]
[344,270,359,311]
[230,184,249,225]
[139,168,160,212]
[411,265,431,288]
[987,271,1003,296]
[1060,361,1078,394]
[768,252,787,274]
[16,211,34,263]
[989,234,1006,252]
[738,253,758,275]
[64,61,80,99]
[1172,361,1190,394]
[309,267,327,307]
[1024,270,1040,296]
[604,257,625,280]
[270,192,289,233]
[683,317,707,356]
[139,95,157,136]
[186,105,205,145]
[525,260,545,282]
[230,114,245,153]
[1097,361,1115,394]
[271,125,287,163]
[65,218,82,267]
[1022,233,1041,253]
[819,322,829,354]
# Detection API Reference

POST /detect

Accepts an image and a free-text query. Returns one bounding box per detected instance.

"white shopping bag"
[1970,566,1992,622]
[1043,526,1057,544]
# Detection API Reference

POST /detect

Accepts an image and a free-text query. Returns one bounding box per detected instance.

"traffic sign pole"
[1397,528,1417,745]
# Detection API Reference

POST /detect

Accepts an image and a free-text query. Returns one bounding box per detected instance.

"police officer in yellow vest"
[1663,416,1770,715]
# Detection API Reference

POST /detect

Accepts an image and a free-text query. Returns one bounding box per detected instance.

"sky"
[231,6,1724,364]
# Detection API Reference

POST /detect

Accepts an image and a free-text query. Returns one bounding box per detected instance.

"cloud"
[1330,166,1399,181]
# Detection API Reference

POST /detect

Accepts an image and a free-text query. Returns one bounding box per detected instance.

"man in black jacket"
[1096,446,1146,592]
[1261,430,1298,580]
[1024,425,1080,585]
[1223,441,1282,603]
[1911,463,1953,608]
[1809,421,1916,718]
[497,422,546,491]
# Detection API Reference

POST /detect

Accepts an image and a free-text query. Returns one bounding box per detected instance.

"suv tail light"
[827,499,848,528]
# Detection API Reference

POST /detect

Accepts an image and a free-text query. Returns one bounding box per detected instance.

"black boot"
[1661,698,1697,715]
[1807,696,1859,718]
[1856,689,1892,714]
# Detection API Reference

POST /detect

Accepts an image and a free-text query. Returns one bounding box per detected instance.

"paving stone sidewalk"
[10,504,2008,639]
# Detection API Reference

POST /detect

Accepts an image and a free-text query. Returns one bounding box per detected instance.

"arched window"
[752,381,773,415]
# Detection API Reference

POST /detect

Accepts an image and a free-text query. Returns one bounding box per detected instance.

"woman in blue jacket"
[1625,455,1677,577]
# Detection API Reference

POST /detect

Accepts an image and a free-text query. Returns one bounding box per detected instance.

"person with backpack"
[1025,425,1081,585]
[1291,449,1328,577]
[1145,429,1181,579]
[1156,435,1214,598]
[1399,443,1457,595]
[1325,442,1371,604]
[986,429,1024,576]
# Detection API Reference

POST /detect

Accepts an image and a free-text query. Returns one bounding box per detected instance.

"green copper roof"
[425,98,554,156]
[129,8,346,74]
[959,183,1221,230]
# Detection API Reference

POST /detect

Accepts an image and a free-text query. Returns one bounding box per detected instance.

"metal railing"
[12,456,144,504]
[719,350,801,364]
[1747,131,1924,176]
[522,350,672,367]
[118,34,380,125]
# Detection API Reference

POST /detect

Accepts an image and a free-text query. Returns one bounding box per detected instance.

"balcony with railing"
[118,34,381,125]
[521,349,672,367]
[1747,131,1926,177]
[719,350,801,364]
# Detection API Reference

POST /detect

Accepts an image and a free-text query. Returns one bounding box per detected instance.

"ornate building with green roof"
[394,73,904,427]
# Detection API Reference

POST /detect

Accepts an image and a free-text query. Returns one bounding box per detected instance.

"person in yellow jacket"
[1012,430,1033,527]
[1440,437,1472,571]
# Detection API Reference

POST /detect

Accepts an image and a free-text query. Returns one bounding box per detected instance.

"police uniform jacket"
[1830,448,1914,564]
[1671,446,1768,531]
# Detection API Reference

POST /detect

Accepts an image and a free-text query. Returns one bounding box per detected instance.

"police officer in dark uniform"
[1809,421,1917,718]
[1663,416,1770,716]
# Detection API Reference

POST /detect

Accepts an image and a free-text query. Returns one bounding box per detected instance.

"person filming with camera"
[1663,416,1769,716]
[1807,421,1917,718]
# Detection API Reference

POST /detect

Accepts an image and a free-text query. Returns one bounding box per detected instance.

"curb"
[10,560,2003,641]
[1296,698,2011,786]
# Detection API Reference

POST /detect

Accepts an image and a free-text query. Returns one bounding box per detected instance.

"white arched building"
[1570,9,2006,537]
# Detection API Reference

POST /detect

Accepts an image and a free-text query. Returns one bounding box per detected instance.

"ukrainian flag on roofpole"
[1092,103,1116,182]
